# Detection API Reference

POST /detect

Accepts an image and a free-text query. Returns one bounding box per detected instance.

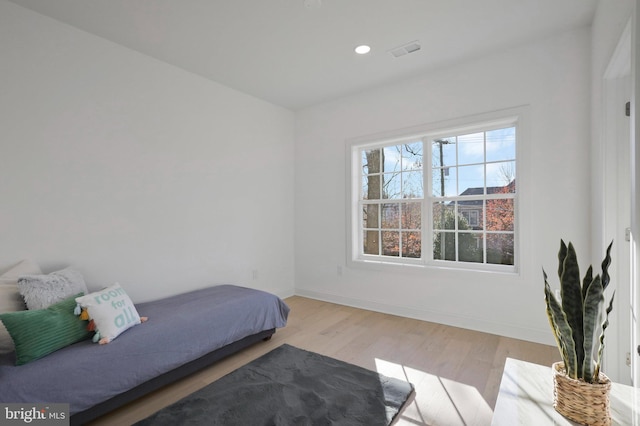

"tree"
[485,181,515,265]
[432,205,481,262]
[485,187,514,232]
[363,149,381,255]
[363,144,422,257]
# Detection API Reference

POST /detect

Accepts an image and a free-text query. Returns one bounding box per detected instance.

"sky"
[362,126,516,199]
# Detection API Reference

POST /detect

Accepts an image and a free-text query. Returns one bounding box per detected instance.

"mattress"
[0,285,289,415]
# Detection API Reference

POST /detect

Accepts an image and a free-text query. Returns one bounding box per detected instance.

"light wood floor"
[90,296,559,426]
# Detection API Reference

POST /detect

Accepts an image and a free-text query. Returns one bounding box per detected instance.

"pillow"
[0,293,91,365]
[18,268,89,310]
[75,283,146,344]
[0,259,42,354]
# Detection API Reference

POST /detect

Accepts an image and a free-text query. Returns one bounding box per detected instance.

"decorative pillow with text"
[75,283,146,344]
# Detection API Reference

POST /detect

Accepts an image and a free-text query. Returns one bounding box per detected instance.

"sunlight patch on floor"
[375,358,493,426]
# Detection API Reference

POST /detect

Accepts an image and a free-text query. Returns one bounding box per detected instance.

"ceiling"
[8,0,599,110]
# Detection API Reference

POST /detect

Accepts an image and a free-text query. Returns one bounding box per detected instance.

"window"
[430,127,516,266]
[350,111,520,271]
[460,210,479,227]
[361,141,423,260]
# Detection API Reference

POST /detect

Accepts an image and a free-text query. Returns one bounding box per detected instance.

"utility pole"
[434,139,452,259]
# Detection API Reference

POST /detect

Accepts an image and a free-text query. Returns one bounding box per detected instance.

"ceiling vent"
[388,41,421,58]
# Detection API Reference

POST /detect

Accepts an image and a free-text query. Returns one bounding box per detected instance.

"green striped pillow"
[0,293,91,365]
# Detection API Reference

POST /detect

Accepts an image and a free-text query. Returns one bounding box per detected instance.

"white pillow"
[18,268,89,310]
[75,283,145,344]
[0,259,42,353]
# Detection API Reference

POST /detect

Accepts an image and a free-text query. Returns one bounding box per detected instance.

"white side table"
[492,358,640,425]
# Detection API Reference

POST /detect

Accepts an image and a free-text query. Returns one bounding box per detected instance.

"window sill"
[349,257,519,276]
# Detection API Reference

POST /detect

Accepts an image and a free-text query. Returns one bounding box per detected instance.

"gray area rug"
[135,344,414,425]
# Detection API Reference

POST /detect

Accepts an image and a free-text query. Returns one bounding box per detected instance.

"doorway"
[601,19,632,385]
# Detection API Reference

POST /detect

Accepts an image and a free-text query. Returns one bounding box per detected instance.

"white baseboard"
[294,288,555,346]
[274,288,296,300]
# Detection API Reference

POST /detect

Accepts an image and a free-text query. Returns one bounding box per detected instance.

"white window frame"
[356,137,425,266]
[425,122,517,272]
[347,107,528,274]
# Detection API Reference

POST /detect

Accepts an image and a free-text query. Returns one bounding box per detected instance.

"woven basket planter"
[552,362,612,426]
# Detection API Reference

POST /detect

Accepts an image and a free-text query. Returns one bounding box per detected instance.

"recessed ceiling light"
[355,45,371,55]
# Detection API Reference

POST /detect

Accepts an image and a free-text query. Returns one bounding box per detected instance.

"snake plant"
[543,240,615,384]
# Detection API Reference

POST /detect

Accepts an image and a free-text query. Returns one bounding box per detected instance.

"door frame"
[631,0,640,388]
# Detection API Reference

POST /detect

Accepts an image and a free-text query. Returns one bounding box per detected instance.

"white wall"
[294,28,592,345]
[0,1,295,301]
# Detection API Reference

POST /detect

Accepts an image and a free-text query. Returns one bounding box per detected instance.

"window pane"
[362,204,379,229]
[486,127,515,162]
[363,149,381,174]
[402,170,423,198]
[383,173,401,199]
[487,234,514,265]
[458,132,484,165]
[459,233,483,263]
[401,202,421,230]
[402,231,421,258]
[363,230,379,255]
[383,145,401,174]
[402,142,423,171]
[458,203,482,230]
[382,231,399,256]
[432,202,455,230]
[458,164,485,196]
[381,203,399,229]
[486,161,516,190]
[432,167,456,197]
[433,231,456,261]
[486,199,514,231]
[362,175,381,200]
[432,138,456,168]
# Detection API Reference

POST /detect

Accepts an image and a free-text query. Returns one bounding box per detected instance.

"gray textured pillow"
[18,268,89,310]
[0,259,42,353]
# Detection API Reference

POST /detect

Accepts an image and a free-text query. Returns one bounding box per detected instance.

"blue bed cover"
[0,285,289,414]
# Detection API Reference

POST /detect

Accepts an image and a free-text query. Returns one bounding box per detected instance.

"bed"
[0,284,290,425]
